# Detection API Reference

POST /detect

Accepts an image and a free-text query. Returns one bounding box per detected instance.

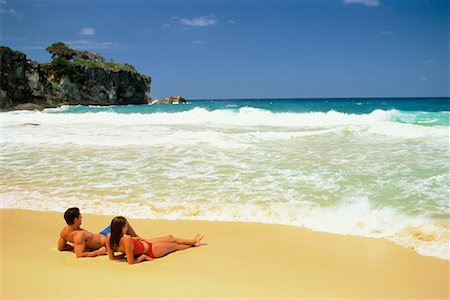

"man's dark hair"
[64,207,80,225]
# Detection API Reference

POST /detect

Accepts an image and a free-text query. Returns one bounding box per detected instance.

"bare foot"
[194,234,204,247]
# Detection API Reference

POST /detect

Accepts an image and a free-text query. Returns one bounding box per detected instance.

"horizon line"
[185,96,450,101]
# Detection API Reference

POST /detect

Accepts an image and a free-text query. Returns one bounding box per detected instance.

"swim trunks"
[99,225,111,236]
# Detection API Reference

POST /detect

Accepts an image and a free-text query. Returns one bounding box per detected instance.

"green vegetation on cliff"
[42,42,140,83]
[0,46,27,59]
[73,58,138,73]
[0,43,151,110]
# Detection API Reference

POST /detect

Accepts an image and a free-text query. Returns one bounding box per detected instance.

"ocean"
[1,98,449,260]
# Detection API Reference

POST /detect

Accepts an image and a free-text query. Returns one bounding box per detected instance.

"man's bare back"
[59,226,106,251]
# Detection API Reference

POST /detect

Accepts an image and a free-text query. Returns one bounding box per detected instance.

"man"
[58,207,138,258]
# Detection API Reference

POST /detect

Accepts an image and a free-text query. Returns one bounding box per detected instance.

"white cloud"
[228,20,237,25]
[343,0,380,7]
[179,16,217,27]
[1,0,24,17]
[80,27,96,36]
[18,45,46,50]
[65,40,121,50]
[379,30,394,35]
[418,76,427,81]
[0,7,23,17]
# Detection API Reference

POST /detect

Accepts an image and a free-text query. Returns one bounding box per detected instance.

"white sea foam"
[2,108,447,148]
[367,121,449,139]
[2,107,393,127]
[1,107,448,260]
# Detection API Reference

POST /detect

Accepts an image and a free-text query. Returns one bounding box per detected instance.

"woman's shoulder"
[121,234,132,243]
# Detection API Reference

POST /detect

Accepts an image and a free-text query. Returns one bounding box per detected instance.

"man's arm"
[73,233,106,258]
[57,237,74,252]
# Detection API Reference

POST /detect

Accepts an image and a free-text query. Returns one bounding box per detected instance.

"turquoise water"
[1,98,449,259]
[59,97,449,117]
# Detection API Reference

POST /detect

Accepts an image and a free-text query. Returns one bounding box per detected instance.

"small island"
[0,42,152,110]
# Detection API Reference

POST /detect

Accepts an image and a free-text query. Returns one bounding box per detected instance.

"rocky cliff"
[0,45,151,110]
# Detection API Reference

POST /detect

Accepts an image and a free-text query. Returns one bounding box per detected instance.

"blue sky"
[1,0,448,99]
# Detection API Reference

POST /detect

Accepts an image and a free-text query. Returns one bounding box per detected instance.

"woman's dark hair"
[109,216,128,252]
[64,207,80,225]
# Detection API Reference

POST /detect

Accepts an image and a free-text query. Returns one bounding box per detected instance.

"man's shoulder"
[61,226,90,239]
[60,225,70,238]
[72,229,91,243]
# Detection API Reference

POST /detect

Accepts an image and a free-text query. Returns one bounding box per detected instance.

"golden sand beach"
[1,208,448,299]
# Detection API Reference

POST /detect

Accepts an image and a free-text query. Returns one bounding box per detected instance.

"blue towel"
[99,225,111,236]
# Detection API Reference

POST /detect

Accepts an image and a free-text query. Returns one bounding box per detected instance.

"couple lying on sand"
[58,207,204,264]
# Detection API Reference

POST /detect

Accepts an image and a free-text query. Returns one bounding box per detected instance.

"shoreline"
[2,204,447,261]
[1,208,448,299]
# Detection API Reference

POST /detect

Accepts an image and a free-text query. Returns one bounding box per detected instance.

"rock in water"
[14,102,45,111]
[152,95,187,104]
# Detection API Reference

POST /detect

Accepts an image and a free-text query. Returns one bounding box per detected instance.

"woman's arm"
[122,235,136,264]
[135,254,153,263]
[106,234,126,260]
[123,236,152,264]
[105,234,115,260]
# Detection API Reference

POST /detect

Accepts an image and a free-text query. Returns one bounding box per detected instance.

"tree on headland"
[45,42,77,60]
[42,42,138,78]
[76,50,105,62]
[45,42,105,62]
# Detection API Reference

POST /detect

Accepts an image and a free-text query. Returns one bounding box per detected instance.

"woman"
[106,216,204,264]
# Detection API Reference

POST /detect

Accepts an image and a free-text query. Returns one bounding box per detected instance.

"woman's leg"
[151,242,192,258]
[148,234,203,246]
[150,234,204,257]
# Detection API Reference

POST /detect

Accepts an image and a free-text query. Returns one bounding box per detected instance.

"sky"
[1,0,448,99]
